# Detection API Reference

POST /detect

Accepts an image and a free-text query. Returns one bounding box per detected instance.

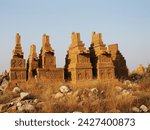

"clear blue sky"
[0,0,150,73]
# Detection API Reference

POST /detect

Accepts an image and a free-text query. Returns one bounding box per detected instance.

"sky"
[0,0,150,73]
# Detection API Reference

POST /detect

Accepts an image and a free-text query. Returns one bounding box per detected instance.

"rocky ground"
[0,72,150,113]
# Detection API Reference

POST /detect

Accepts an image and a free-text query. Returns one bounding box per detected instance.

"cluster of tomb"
[10,32,128,83]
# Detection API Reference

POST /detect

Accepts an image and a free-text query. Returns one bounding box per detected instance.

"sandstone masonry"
[10,32,128,83]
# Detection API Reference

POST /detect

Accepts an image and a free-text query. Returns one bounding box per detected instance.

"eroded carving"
[10,33,26,82]
[65,32,93,82]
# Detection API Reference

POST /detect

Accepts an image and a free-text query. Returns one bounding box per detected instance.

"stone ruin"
[27,34,64,82]
[89,32,115,79]
[65,32,93,82]
[27,44,38,80]
[108,44,128,79]
[10,32,128,83]
[10,33,26,83]
[37,34,64,82]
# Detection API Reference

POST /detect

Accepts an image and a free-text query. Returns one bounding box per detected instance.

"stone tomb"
[37,34,64,82]
[108,44,128,79]
[65,32,93,82]
[90,32,115,79]
[9,32,128,83]
[10,33,26,82]
[27,44,38,80]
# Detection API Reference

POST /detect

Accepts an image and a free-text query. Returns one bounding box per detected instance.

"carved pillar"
[65,32,93,82]
[10,33,26,82]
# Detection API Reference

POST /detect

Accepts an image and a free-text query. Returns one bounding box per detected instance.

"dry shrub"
[0,92,19,104]
[115,95,136,112]
[133,90,150,106]
[2,78,149,113]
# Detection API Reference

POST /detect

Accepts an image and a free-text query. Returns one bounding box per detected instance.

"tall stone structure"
[37,34,64,81]
[90,32,115,79]
[10,33,26,82]
[27,44,38,80]
[108,44,128,79]
[9,32,128,83]
[65,32,93,82]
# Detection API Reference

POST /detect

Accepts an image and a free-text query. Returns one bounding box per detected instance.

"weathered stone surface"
[18,104,36,112]
[123,80,131,86]
[27,44,38,80]
[59,85,70,93]
[65,32,93,82]
[37,34,64,82]
[132,107,140,113]
[140,105,148,112]
[90,88,99,96]
[20,92,34,100]
[12,87,21,93]
[16,102,22,107]
[89,32,115,79]
[9,33,26,83]
[108,44,128,79]
[8,32,128,83]
[33,99,38,104]
[121,89,131,96]
[91,88,99,94]
[54,92,64,99]
[1,78,9,89]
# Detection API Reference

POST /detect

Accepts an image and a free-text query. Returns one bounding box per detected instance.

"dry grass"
[4,78,150,113]
[0,92,19,104]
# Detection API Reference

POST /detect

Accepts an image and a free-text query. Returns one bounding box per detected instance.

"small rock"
[91,88,99,94]
[24,104,36,112]
[1,79,9,89]
[33,99,38,104]
[18,104,36,112]
[9,102,14,107]
[20,92,34,100]
[123,80,131,85]
[18,106,24,112]
[100,90,105,95]
[121,89,130,96]
[132,107,140,113]
[13,87,21,93]
[17,102,22,107]
[54,92,64,99]
[59,85,70,93]
[140,105,148,112]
